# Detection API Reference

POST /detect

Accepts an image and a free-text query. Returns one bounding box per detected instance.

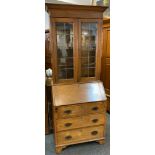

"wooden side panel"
[104,29,110,89]
[101,18,110,112]
[105,64,110,89]
[106,30,110,58]
[101,19,110,88]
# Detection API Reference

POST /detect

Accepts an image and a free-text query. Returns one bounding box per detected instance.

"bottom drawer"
[57,125,104,145]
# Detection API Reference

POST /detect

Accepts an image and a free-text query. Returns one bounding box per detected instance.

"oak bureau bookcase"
[46,3,108,153]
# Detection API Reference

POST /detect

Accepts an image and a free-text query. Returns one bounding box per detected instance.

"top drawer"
[55,104,82,119]
[55,101,106,119]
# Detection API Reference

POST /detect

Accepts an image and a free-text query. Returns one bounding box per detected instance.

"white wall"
[46,0,91,5]
[45,11,49,30]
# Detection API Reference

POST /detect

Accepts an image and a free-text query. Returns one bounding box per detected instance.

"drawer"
[82,125,104,140]
[57,125,104,145]
[84,102,106,114]
[87,113,106,127]
[56,113,106,132]
[55,105,82,119]
[56,116,82,132]
[57,128,83,145]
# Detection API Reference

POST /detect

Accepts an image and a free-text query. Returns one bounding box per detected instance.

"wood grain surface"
[52,81,107,106]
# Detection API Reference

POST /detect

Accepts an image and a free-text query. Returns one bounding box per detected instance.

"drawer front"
[56,105,82,119]
[83,125,104,140]
[57,128,83,145]
[56,113,105,132]
[85,102,106,114]
[87,113,106,127]
[56,117,82,132]
[57,125,104,145]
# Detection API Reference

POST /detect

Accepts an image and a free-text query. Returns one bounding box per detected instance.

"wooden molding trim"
[103,18,110,28]
[103,18,110,24]
[45,3,108,12]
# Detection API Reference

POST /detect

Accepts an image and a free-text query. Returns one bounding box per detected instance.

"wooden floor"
[45,113,110,155]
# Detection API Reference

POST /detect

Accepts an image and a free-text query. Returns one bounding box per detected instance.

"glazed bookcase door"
[52,18,77,83]
[78,19,102,82]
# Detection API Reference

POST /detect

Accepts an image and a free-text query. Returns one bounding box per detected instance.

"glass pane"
[57,58,66,66]
[89,48,96,56]
[66,47,73,57]
[58,66,66,79]
[56,23,64,34]
[81,58,88,67]
[66,68,73,79]
[89,57,95,67]
[89,68,95,77]
[81,22,97,78]
[89,24,97,35]
[56,23,73,35]
[65,23,73,35]
[56,22,74,80]
[81,23,89,35]
[57,34,73,57]
[81,67,88,77]
[66,58,73,68]
[81,49,88,57]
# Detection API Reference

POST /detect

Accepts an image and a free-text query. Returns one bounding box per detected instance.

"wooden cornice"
[45,3,108,13]
[103,18,110,24]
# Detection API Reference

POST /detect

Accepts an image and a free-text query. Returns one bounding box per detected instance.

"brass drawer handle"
[92,106,98,111]
[64,110,72,114]
[91,131,98,135]
[92,119,98,123]
[65,135,72,140]
[65,123,72,127]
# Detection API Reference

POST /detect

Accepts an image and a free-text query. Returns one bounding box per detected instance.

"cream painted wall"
[45,11,50,30]
[46,0,91,5]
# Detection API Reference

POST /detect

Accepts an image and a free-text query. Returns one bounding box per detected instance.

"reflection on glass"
[57,58,66,66]
[58,66,66,79]
[56,22,74,79]
[56,23,73,35]
[81,67,88,77]
[66,58,73,67]
[81,58,88,67]
[81,23,97,77]
[89,68,95,77]
[66,69,73,79]
[89,57,95,67]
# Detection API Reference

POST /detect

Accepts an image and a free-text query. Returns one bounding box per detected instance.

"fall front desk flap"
[52,81,107,106]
